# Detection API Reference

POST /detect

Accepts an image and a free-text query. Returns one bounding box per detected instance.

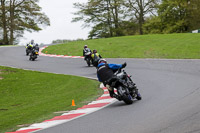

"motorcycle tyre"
[122,94,134,105]
[86,59,91,67]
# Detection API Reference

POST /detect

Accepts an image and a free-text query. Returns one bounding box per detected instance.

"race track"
[1,46,200,133]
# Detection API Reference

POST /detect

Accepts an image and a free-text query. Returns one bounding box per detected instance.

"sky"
[20,0,89,45]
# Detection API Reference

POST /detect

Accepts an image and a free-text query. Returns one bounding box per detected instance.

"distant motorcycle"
[26,46,32,56]
[29,49,39,61]
[92,54,101,68]
[92,59,99,68]
[85,51,92,66]
[106,68,142,104]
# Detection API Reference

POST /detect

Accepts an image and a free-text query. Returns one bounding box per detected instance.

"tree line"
[52,38,84,44]
[0,0,50,45]
[72,0,200,39]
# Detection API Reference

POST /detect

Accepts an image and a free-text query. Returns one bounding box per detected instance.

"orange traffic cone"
[71,99,76,106]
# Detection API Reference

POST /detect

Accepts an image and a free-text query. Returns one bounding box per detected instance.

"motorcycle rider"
[97,59,127,100]
[33,43,39,51]
[29,43,39,60]
[29,39,36,46]
[91,49,102,67]
[26,40,35,50]
[83,45,92,60]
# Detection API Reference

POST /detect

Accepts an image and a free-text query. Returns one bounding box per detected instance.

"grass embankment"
[0,66,101,133]
[43,33,200,59]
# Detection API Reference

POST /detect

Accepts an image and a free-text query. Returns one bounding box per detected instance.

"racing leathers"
[83,48,92,60]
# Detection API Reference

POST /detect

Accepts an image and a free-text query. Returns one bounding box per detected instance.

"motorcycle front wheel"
[86,59,91,66]
[122,94,134,104]
[118,86,134,104]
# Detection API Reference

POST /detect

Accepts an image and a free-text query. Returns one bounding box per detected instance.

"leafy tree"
[125,0,159,35]
[9,0,50,45]
[158,0,189,33]
[0,0,50,45]
[187,0,200,30]
[72,0,126,39]
[143,16,163,34]
[144,0,200,34]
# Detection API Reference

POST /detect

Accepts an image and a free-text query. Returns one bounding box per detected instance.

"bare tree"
[0,0,9,44]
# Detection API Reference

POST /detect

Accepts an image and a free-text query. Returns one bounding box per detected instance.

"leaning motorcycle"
[92,59,99,68]
[106,68,142,104]
[26,47,32,56]
[85,51,92,66]
[29,49,39,61]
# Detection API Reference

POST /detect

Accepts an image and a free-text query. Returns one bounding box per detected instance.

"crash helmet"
[35,44,39,46]
[93,49,97,53]
[98,59,107,64]
[84,45,88,48]
[31,40,34,44]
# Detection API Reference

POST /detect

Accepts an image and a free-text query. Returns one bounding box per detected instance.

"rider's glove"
[122,62,127,68]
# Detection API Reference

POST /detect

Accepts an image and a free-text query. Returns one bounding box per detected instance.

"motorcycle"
[26,46,32,56]
[106,68,142,104]
[92,55,101,68]
[85,51,92,66]
[29,49,39,61]
[92,59,99,68]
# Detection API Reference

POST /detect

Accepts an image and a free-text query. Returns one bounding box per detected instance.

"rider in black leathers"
[29,44,39,60]
[33,44,39,51]
[83,45,92,60]
[97,59,127,100]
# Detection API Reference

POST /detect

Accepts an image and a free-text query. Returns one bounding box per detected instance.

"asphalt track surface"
[1,46,200,133]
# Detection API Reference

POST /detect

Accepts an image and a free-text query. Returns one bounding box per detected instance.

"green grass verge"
[0,66,101,133]
[43,33,200,59]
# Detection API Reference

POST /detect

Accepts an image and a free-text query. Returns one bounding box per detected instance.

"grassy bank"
[0,66,101,133]
[43,33,200,59]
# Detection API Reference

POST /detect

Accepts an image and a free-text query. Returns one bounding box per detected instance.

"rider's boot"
[106,85,121,101]
[112,93,121,101]
[109,90,121,101]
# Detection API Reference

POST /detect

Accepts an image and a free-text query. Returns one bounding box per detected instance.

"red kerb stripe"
[44,113,85,122]
[97,96,112,100]
[6,128,41,133]
[78,103,110,110]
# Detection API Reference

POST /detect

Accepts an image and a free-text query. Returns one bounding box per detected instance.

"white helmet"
[31,40,34,44]
[98,59,107,64]
[84,45,88,48]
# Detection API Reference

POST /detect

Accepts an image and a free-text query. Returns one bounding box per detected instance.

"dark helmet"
[84,45,88,48]
[35,44,39,46]
[93,49,97,53]
[98,59,107,64]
